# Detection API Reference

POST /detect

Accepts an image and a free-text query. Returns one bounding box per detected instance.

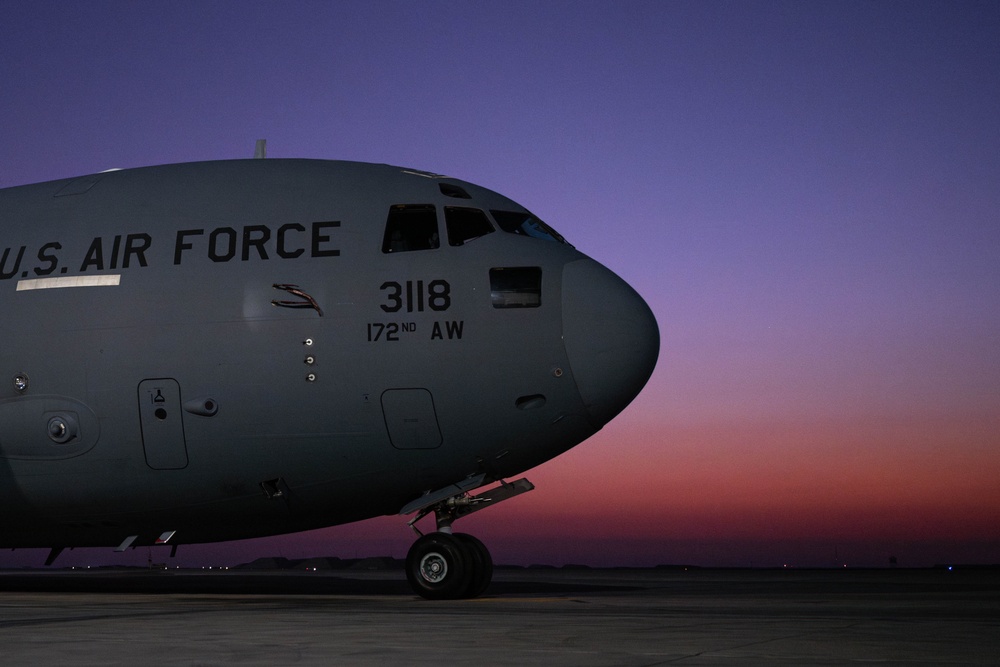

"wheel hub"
[418,552,448,583]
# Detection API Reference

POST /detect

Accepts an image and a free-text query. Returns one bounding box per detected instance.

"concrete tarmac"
[1,567,998,665]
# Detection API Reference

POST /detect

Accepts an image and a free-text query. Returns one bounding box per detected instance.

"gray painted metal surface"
[0,159,659,595]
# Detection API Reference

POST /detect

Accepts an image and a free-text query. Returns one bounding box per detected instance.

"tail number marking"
[379,280,450,313]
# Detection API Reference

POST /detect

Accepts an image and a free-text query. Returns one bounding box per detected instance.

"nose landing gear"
[401,477,533,599]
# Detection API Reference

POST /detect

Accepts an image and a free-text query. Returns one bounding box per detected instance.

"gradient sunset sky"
[1,1,997,568]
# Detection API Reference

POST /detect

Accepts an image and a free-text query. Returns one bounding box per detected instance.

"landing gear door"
[138,378,189,469]
[382,388,442,450]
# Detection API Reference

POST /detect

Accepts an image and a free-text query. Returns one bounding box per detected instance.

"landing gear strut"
[400,476,533,600]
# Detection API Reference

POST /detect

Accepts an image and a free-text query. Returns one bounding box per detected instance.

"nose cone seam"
[561,259,659,429]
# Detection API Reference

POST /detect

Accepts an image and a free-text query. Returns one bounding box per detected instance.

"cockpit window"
[445,207,495,246]
[382,204,440,253]
[490,267,542,308]
[490,210,566,244]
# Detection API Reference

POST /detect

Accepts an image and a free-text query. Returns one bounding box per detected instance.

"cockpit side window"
[445,207,495,246]
[382,204,440,253]
[490,210,567,244]
[490,267,542,308]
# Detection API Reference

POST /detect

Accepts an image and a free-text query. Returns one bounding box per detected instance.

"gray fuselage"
[0,159,658,550]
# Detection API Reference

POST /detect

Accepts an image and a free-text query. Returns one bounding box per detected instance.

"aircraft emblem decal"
[270,283,323,316]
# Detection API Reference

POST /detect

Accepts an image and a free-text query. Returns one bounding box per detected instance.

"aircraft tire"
[454,533,493,598]
[406,533,473,600]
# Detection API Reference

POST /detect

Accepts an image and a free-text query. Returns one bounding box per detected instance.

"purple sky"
[1,1,998,568]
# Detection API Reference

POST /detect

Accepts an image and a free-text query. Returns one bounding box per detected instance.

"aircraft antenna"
[254,139,267,159]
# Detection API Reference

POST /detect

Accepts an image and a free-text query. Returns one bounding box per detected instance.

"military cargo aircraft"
[0,151,658,598]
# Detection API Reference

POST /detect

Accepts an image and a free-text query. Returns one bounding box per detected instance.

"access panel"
[138,378,188,469]
[381,388,442,450]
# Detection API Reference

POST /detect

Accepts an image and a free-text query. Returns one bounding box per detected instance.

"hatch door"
[138,378,188,469]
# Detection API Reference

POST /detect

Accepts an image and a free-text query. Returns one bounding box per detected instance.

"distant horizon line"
[3,555,997,573]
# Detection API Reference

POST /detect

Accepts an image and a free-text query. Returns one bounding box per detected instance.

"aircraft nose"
[561,258,660,428]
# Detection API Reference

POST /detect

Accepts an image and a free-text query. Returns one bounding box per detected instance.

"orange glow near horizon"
[463,404,1000,564]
